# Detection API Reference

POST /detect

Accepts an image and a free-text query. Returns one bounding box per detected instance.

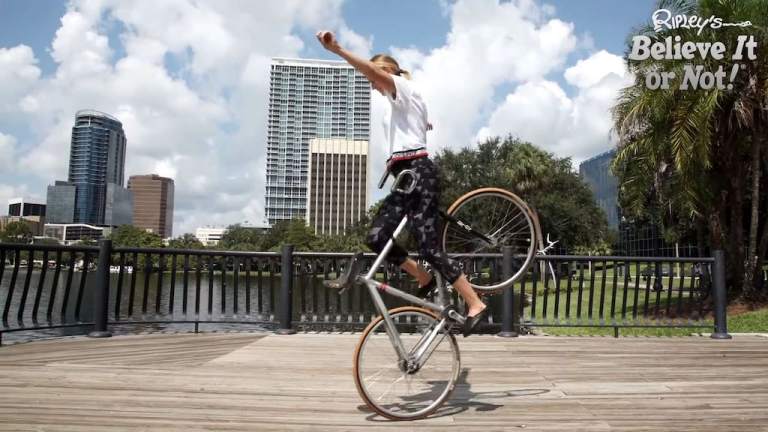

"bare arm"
[316,31,395,96]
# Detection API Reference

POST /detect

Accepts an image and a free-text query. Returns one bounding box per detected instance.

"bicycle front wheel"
[442,188,537,293]
[353,307,460,420]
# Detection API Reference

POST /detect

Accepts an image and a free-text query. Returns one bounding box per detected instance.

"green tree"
[612,0,768,300]
[218,224,265,251]
[262,220,289,251]
[0,221,33,244]
[435,136,611,252]
[109,225,164,248]
[168,233,205,250]
[283,218,317,251]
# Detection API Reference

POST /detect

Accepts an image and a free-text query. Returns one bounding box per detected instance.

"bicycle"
[327,169,539,420]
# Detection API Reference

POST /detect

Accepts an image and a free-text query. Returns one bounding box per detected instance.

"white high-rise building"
[265,58,370,225]
[307,139,369,235]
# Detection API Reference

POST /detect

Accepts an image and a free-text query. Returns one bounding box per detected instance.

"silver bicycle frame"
[357,215,465,365]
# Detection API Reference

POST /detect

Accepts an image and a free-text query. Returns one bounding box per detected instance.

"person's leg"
[450,275,486,317]
[365,191,410,265]
[399,258,432,287]
[408,159,486,317]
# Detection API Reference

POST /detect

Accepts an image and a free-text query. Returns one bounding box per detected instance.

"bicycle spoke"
[364,365,398,385]
[376,373,407,402]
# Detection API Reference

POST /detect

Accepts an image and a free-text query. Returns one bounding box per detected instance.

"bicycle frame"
[356,215,465,368]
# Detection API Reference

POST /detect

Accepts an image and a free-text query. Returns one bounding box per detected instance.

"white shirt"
[382,75,429,155]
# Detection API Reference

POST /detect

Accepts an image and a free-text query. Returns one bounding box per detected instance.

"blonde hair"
[370,54,411,80]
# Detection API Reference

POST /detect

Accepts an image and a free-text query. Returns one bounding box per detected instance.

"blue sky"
[0,0,658,234]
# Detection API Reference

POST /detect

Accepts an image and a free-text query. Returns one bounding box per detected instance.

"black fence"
[1,240,739,344]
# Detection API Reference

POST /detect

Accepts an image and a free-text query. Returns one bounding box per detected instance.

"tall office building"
[69,109,129,225]
[46,181,76,224]
[46,110,132,227]
[307,138,369,235]
[265,58,370,225]
[579,149,619,229]
[579,149,697,256]
[127,174,175,238]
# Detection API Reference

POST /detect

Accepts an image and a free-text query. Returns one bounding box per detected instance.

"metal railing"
[0,241,738,344]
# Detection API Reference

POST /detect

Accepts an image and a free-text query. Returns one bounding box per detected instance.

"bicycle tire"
[442,187,537,293]
[353,306,460,420]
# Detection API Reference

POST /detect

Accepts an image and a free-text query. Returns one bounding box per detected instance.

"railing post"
[276,244,296,335]
[88,239,112,338]
[711,250,732,340]
[498,246,518,337]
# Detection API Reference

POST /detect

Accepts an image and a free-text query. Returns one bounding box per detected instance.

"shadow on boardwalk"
[359,368,551,421]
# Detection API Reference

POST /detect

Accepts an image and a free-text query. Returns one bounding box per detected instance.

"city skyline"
[0,0,657,236]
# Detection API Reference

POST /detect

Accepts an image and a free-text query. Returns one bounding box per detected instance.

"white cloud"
[0,183,33,209]
[338,25,373,59]
[0,45,41,112]
[388,47,426,74]
[476,50,632,164]
[0,132,17,171]
[564,49,626,89]
[50,9,112,78]
[388,0,578,156]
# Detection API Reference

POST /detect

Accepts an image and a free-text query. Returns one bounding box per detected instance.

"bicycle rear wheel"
[353,307,460,420]
[442,188,537,293]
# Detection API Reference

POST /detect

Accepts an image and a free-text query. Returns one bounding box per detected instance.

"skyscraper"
[68,109,128,225]
[127,174,175,238]
[579,149,619,229]
[46,110,132,228]
[307,138,369,235]
[265,58,370,225]
[46,181,76,224]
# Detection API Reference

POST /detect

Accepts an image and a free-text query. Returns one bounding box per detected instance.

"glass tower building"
[68,110,128,225]
[265,58,370,225]
[579,149,619,230]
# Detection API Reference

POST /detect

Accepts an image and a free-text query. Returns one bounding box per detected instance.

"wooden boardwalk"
[0,332,767,431]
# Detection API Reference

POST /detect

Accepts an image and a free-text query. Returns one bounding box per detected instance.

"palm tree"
[613,0,767,300]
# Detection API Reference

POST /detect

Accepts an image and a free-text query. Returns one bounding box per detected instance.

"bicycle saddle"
[323,252,365,291]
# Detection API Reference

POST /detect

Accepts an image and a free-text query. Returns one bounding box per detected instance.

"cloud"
[564,49,626,89]
[0,45,41,113]
[385,0,578,156]
[0,183,34,208]
[0,132,17,171]
[476,50,632,164]
[338,25,373,58]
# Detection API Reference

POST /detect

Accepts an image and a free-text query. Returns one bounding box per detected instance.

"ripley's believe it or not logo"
[629,9,757,90]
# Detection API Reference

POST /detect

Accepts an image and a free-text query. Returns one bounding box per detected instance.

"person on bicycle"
[317,31,487,336]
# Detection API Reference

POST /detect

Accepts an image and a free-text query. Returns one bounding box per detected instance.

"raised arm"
[316,31,395,96]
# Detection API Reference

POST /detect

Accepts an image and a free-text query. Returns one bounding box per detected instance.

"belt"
[387,148,428,168]
[379,148,428,189]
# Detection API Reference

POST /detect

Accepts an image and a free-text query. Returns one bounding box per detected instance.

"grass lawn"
[537,304,768,336]
[729,307,768,332]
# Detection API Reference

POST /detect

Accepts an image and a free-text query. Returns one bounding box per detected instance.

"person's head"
[370,54,410,94]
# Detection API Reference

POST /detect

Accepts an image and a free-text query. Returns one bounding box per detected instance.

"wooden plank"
[0,333,766,431]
